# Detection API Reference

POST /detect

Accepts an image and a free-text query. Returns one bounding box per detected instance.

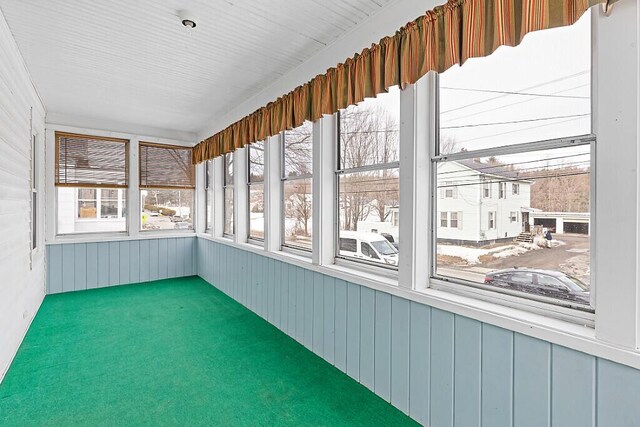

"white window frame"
[335,109,400,271]
[281,127,313,254]
[247,141,265,245]
[204,160,213,233]
[223,152,235,238]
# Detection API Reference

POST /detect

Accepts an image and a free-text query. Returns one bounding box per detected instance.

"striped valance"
[193,0,615,164]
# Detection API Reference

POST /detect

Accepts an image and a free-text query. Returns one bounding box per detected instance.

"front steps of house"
[516,232,535,243]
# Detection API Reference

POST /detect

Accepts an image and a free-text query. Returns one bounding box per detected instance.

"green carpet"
[0,277,417,426]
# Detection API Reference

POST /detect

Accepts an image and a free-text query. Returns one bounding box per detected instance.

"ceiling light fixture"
[178,10,196,29]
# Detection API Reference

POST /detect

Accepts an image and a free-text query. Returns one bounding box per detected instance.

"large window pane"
[438,11,591,154]
[224,187,234,235]
[338,169,399,267]
[434,145,591,307]
[284,122,312,178]
[141,189,193,230]
[283,178,312,250]
[249,141,265,182]
[340,87,400,169]
[57,187,127,234]
[249,183,264,240]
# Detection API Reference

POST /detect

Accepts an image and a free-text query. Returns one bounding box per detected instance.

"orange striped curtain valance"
[192,0,614,164]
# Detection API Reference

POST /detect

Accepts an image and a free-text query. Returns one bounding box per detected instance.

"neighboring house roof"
[455,158,532,182]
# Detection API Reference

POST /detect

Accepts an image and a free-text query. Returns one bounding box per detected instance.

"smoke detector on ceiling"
[178,10,196,28]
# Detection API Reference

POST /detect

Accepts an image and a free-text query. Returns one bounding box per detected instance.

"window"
[223,153,234,236]
[498,182,506,199]
[488,212,496,229]
[339,237,357,252]
[361,242,380,260]
[205,160,213,232]
[482,180,491,198]
[139,142,194,231]
[30,134,37,250]
[282,121,313,251]
[248,141,265,241]
[337,87,400,268]
[55,132,129,234]
[440,212,448,228]
[432,12,592,310]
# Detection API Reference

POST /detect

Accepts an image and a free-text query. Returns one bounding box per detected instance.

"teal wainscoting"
[196,237,640,427]
[46,237,196,294]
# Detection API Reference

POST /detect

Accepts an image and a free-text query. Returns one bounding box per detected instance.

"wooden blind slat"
[55,132,129,187]
[139,143,195,189]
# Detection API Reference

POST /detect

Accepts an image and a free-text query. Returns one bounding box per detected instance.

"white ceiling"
[0,0,395,138]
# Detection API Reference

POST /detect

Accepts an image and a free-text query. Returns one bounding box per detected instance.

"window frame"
[54,132,131,236]
[431,130,596,315]
[247,141,265,244]
[223,152,235,238]
[334,109,400,271]
[204,160,213,233]
[281,127,313,253]
[138,141,195,233]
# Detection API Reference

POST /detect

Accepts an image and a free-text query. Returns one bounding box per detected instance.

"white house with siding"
[437,159,532,245]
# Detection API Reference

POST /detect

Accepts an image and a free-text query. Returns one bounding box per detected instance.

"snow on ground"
[438,239,566,264]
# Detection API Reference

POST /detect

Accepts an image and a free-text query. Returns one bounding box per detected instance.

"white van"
[338,231,398,266]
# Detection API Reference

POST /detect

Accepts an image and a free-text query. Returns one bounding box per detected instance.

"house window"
[488,212,496,229]
[432,11,592,310]
[205,160,213,232]
[248,141,265,241]
[139,142,194,231]
[337,87,400,268]
[482,180,491,198]
[450,212,460,229]
[440,212,448,228]
[282,121,313,251]
[499,182,506,199]
[55,132,129,234]
[223,153,234,236]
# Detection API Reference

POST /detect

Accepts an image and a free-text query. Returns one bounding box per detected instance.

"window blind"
[139,142,195,189]
[55,132,129,188]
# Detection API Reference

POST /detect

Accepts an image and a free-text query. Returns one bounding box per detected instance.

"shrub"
[160,208,176,217]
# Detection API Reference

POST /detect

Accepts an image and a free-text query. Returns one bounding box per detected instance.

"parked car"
[339,231,398,266]
[484,268,590,305]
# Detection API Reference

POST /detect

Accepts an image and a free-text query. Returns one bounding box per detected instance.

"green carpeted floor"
[0,277,418,426]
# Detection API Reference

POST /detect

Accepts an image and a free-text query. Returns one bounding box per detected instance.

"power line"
[436,152,589,176]
[442,83,590,128]
[437,171,590,189]
[440,70,589,116]
[454,116,588,145]
[440,86,589,100]
[440,113,589,130]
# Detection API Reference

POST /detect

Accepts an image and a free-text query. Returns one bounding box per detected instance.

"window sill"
[197,233,640,371]
[47,231,195,245]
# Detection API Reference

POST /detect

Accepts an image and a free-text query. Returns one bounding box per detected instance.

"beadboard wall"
[197,237,640,427]
[46,237,196,293]
[0,11,46,381]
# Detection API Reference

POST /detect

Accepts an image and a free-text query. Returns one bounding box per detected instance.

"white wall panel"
[0,9,46,382]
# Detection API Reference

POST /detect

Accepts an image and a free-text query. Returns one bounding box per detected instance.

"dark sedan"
[484,268,590,305]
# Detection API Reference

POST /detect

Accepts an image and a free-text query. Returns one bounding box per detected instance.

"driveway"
[438,234,590,285]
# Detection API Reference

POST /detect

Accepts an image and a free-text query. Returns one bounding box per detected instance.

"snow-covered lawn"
[438,238,565,265]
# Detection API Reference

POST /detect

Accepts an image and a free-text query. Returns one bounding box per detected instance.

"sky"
[346,9,592,170]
